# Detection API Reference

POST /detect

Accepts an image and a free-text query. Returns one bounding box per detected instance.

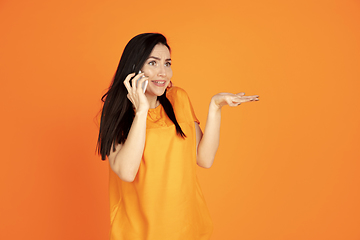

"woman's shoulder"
[166,86,189,101]
[167,86,199,124]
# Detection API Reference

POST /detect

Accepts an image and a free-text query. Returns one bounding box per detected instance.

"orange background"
[1,0,359,239]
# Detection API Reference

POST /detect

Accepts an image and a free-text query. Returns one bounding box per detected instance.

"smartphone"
[137,70,148,93]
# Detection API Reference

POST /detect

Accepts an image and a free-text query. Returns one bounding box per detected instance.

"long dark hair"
[97,33,185,160]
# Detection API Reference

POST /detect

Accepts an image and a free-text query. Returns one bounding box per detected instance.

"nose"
[157,64,166,77]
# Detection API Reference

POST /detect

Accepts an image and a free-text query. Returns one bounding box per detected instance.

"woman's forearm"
[197,100,222,168]
[109,110,148,182]
[196,92,259,168]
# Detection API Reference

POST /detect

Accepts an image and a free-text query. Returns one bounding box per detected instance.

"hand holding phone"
[137,70,148,93]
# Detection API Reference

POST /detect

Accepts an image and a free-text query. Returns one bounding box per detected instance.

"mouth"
[151,80,167,87]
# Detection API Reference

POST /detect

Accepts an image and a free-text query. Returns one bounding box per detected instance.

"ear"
[167,80,173,89]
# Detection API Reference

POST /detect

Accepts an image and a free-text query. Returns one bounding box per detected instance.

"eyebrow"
[148,56,172,61]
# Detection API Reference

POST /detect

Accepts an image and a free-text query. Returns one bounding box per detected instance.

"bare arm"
[108,72,149,182]
[195,102,221,168]
[108,111,147,182]
[196,92,259,168]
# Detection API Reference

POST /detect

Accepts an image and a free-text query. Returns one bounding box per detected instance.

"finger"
[236,92,245,96]
[231,96,259,106]
[131,72,145,91]
[124,73,135,93]
[126,92,134,102]
[229,101,240,107]
[238,96,258,101]
[247,95,259,98]
[230,96,241,103]
[232,97,253,103]
[248,96,259,101]
[239,98,259,103]
[229,96,247,106]
[227,97,239,107]
[126,93,136,108]
[136,76,148,94]
[236,95,259,101]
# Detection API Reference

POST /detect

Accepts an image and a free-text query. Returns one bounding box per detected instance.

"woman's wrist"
[135,109,148,118]
[209,97,222,113]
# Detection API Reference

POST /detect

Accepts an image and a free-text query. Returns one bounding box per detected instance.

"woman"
[97,33,259,240]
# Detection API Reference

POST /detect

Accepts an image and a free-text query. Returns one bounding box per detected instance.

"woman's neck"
[146,94,159,109]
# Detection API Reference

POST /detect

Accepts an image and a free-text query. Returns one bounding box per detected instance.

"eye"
[165,62,172,67]
[148,61,156,66]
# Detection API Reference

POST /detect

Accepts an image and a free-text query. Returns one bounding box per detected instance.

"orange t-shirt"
[108,87,213,239]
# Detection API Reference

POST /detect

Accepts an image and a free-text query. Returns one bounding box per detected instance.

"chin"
[146,87,167,97]
[157,88,167,96]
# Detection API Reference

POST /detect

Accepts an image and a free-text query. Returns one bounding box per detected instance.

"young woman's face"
[141,44,173,97]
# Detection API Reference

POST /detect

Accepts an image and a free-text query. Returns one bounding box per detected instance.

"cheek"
[167,69,173,78]
[142,68,154,77]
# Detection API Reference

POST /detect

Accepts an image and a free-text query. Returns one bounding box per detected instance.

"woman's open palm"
[212,92,259,109]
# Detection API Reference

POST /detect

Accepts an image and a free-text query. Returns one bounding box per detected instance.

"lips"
[151,80,166,87]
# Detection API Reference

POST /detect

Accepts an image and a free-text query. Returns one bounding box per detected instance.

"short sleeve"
[187,93,200,125]
[167,87,200,125]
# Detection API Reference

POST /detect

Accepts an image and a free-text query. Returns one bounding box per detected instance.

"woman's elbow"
[110,164,138,182]
[199,163,213,169]
[196,156,214,169]
[116,170,137,182]
[121,174,136,182]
